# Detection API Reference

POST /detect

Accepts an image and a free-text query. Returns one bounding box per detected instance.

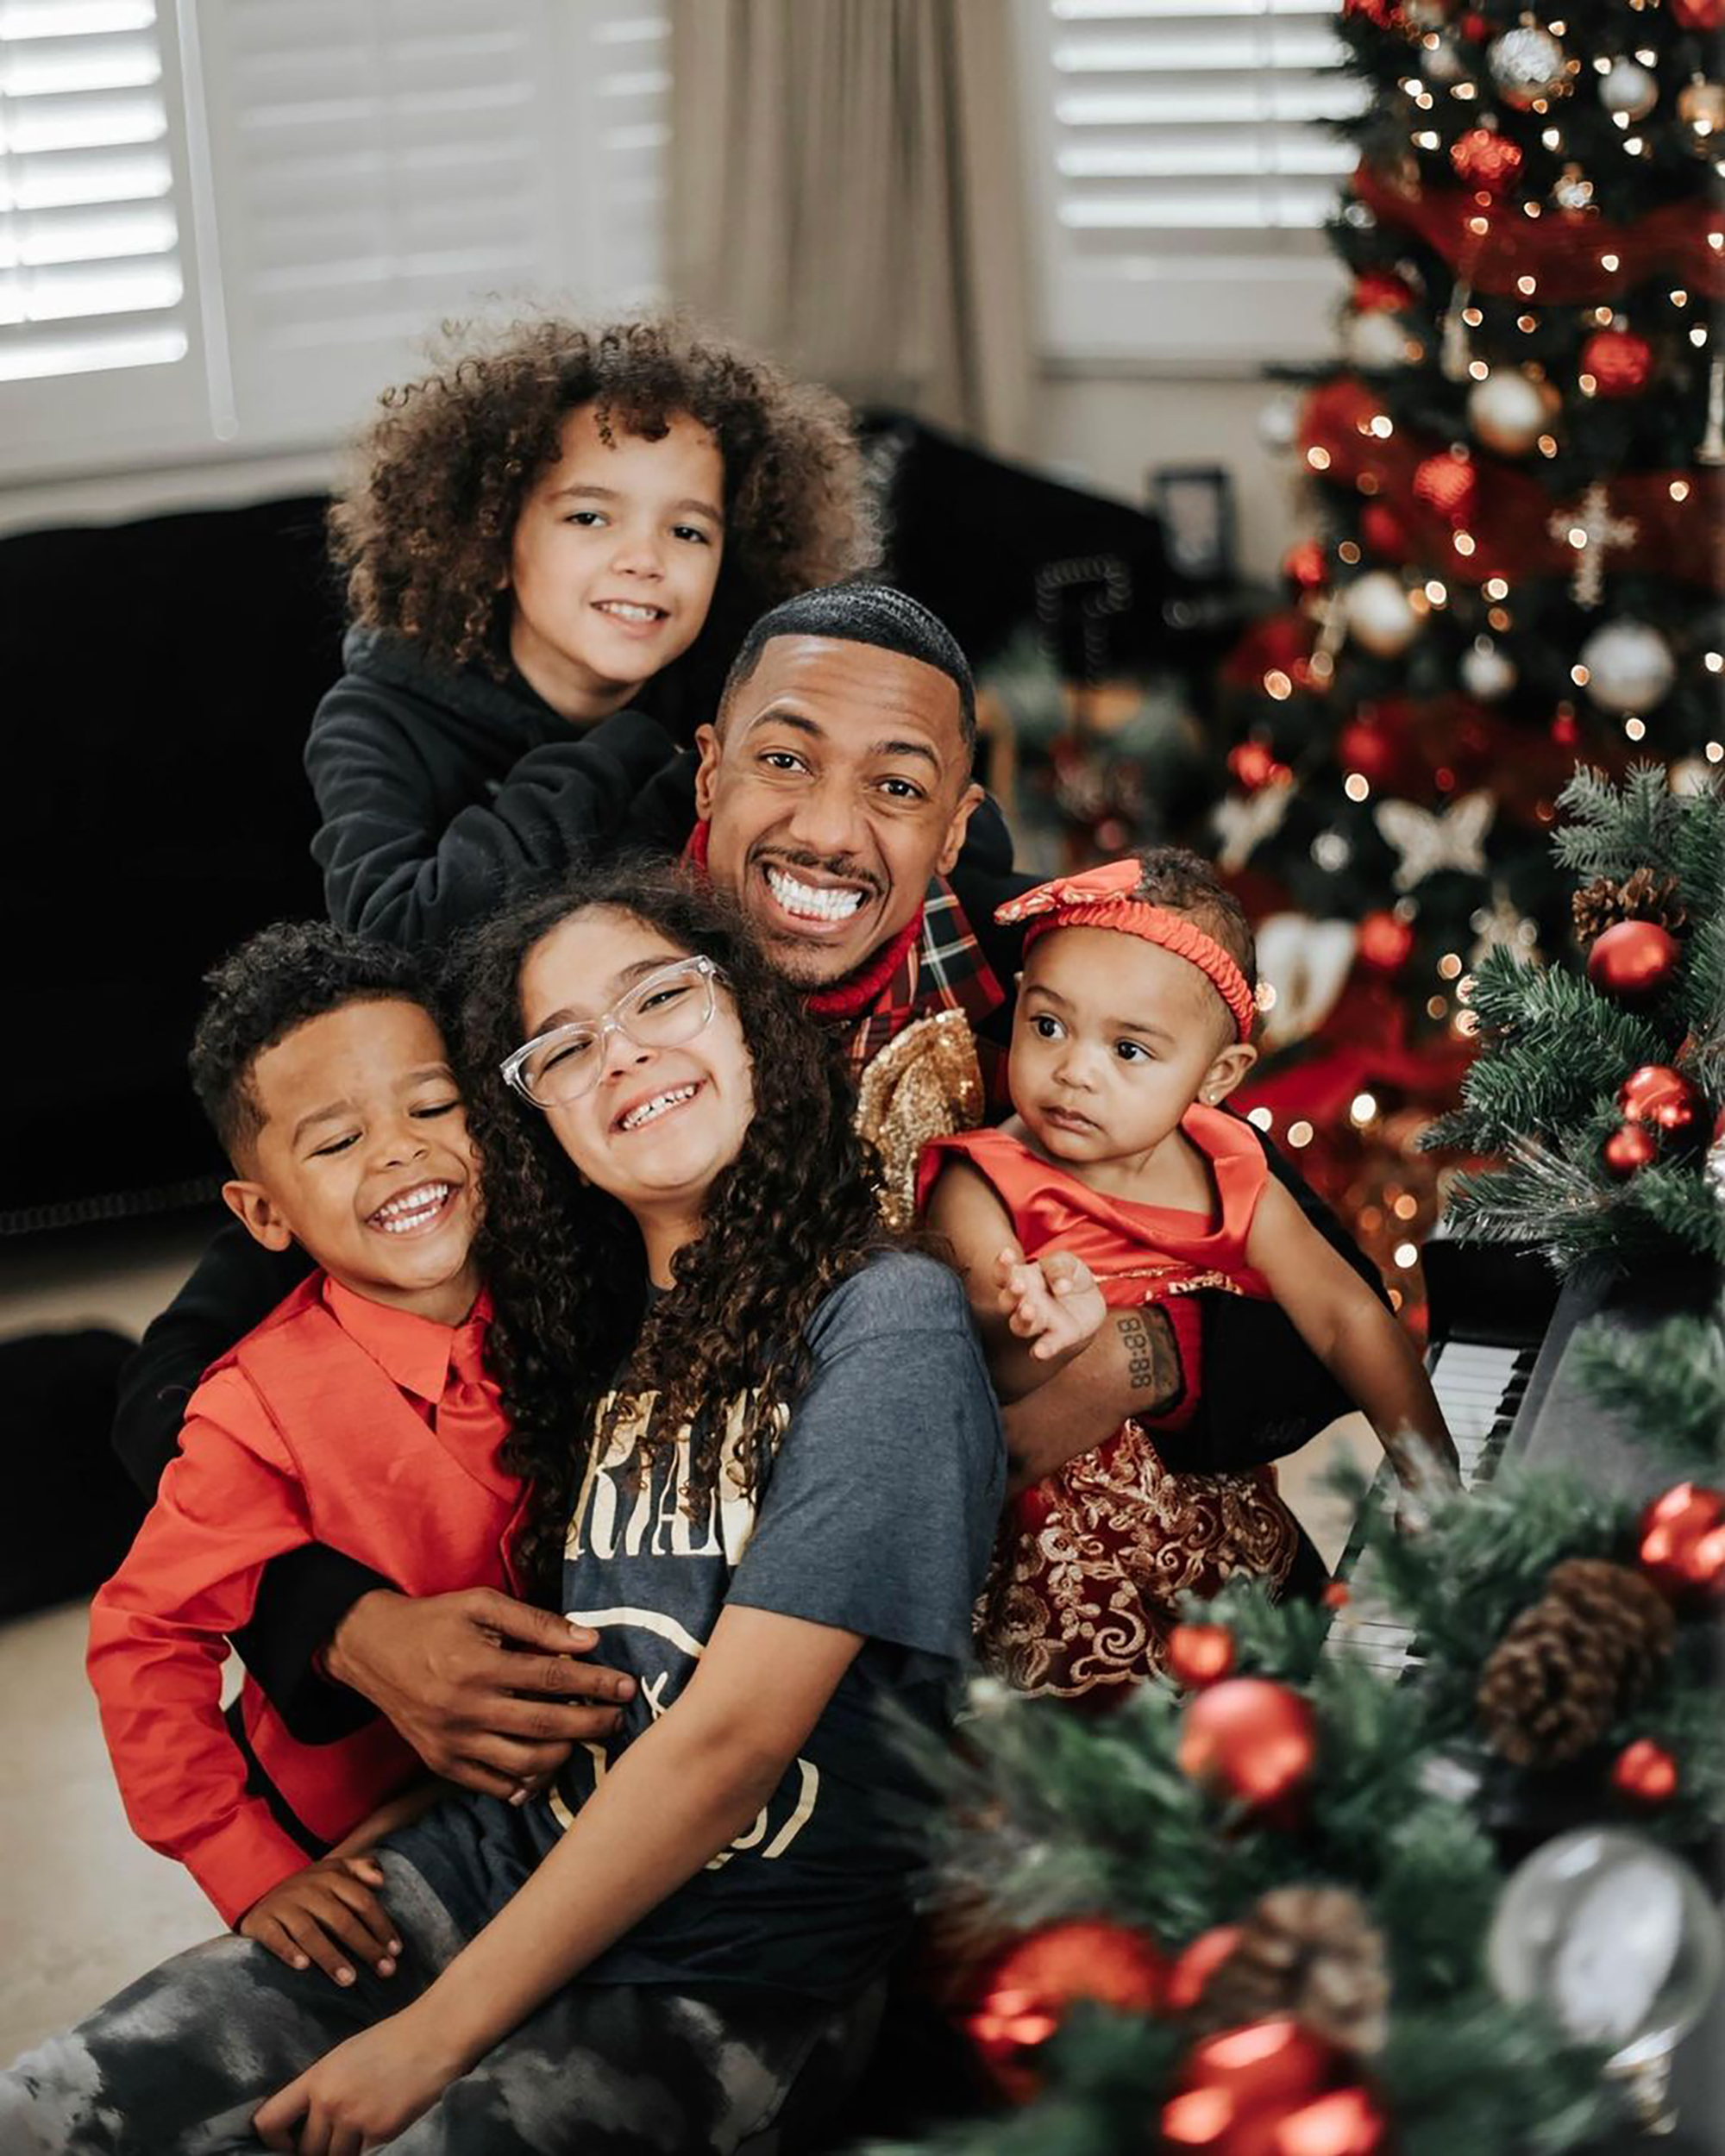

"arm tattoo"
[1116,1307,1179,1407]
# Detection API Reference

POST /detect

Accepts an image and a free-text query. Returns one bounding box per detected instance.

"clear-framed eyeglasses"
[500,955,724,1109]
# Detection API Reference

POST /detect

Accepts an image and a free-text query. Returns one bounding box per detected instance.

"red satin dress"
[918,1106,1301,1699]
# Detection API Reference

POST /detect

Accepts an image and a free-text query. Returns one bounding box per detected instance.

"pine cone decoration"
[1187,1886,1389,2054]
[1572,868,1688,946]
[1477,1557,1675,1768]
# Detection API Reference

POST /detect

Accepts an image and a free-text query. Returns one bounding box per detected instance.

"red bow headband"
[994,860,1257,1044]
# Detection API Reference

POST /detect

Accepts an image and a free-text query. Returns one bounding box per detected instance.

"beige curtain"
[667,0,1034,457]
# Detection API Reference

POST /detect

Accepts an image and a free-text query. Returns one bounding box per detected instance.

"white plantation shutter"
[0,0,668,480]
[1018,0,1365,366]
[197,0,669,450]
[0,0,212,467]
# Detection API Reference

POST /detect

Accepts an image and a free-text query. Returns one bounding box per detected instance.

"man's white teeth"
[597,601,662,623]
[620,1084,698,1131]
[373,1182,452,1232]
[765,867,864,921]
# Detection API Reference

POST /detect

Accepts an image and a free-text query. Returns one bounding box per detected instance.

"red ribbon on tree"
[1353,162,1725,304]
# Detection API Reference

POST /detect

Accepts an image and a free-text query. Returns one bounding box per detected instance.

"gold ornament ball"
[1678,78,1725,157]
[1467,369,1552,455]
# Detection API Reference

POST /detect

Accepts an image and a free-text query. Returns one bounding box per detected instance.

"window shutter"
[195,0,668,454]
[1019,0,1365,367]
[0,0,213,470]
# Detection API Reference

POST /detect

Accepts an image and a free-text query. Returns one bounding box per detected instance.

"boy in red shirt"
[87,924,535,1985]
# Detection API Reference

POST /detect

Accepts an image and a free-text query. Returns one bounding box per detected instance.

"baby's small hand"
[994,1242,1107,1362]
[1384,1432,1464,1535]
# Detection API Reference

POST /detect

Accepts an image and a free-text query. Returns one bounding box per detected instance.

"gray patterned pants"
[0,1853,859,2155]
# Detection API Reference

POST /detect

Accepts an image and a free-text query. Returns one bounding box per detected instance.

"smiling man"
[631,584,1025,1113]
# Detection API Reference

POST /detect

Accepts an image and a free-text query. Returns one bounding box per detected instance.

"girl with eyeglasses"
[3,861,1003,2155]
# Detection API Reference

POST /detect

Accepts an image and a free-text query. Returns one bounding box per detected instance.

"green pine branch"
[1571,1313,1725,1469]
[1624,1162,1725,1264]
[1550,766,1693,885]
[1424,951,1667,1156]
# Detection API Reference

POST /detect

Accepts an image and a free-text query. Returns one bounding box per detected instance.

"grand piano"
[1324,1236,1725,2152]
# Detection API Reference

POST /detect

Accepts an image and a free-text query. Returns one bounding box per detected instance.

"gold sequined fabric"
[853,1009,985,1229]
[975,1418,1301,1699]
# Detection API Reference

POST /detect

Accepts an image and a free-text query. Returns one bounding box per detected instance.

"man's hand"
[325,1589,636,1801]
[993,1242,1107,1363]
[241,1856,400,1989]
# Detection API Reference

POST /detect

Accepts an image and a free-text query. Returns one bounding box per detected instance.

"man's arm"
[307,681,677,949]
[1001,1302,1184,1492]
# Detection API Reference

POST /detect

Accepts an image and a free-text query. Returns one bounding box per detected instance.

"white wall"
[1033,368,1303,587]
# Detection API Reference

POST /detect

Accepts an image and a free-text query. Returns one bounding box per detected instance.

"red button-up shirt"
[87,1273,518,1925]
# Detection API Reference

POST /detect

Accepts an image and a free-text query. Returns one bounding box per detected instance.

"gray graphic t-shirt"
[390,1252,1005,1998]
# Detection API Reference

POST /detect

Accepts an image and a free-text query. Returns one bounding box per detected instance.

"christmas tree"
[1213,0,1725,1321]
[875,775,1725,2156]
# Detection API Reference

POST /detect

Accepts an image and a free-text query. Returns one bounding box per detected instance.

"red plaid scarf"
[683,821,1006,1087]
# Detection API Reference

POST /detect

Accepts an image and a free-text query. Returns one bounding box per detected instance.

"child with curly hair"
[919,846,1461,1701]
[310,313,875,949]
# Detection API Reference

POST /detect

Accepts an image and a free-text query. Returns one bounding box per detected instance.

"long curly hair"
[329,314,876,687]
[455,859,893,1601]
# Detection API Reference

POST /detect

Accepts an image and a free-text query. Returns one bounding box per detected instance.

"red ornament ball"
[1164,2020,1346,2153]
[1284,538,1330,593]
[1412,451,1477,524]
[1602,1122,1659,1179]
[1177,1679,1317,1812]
[1617,1063,1703,1136]
[1358,503,1411,562]
[1170,1624,1239,1690]
[1352,268,1416,313]
[967,1921,1166,2101]
[1586,918,1680,1004]
[1672,0,1725,23]
[1167,1925,1246,2014]
[1637,1482,1725,1606]
[1612,1738,1679,1808]
[1451,128,1524,194]
[1274,2086,1390,2156]
[1460,9,1490,34]
[1582,328,1655,398]
[1230,742,1292,793]
[1358,910,1415,975]
[1336,718,1402,790]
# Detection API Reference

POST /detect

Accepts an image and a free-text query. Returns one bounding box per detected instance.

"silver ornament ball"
[1599,58,1659,120]
[1345,572,1421,659]
[1345,309,1415,371]
[1488,1829,1722,2084]
[1461,639,1517,699]
[1489,25,1569,109]
[1578,619,1676,714]
[1467,369,1551,455]
[1422,35,1469,85]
